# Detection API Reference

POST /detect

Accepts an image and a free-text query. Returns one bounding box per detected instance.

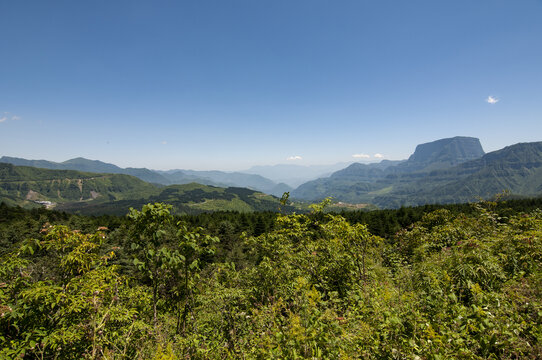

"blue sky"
[1,0,541,170]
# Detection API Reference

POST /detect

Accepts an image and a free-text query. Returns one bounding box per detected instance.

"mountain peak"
[407,136,485,169]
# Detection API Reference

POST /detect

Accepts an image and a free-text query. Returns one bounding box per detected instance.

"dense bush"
[1,200,541,358]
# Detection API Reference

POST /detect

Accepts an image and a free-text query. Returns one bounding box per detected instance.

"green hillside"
[0,156,172,184]
[56,183,298,215]
[0,163,296,215]
[0,163,158,207]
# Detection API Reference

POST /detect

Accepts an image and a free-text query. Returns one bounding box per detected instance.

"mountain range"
[293,137,542,207]
[3,136,542,211]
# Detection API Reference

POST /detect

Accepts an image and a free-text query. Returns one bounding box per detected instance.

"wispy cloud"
[486,96,499,104]
[0,112,21,123]
[352,153,370,159]
[374,153,384,158]
[286,155,303,161]
[161,140,167,145]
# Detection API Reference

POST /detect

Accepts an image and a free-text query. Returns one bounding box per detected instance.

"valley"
[3,136,542,214]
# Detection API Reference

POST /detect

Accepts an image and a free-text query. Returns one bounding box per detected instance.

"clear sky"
[1,0,541,170]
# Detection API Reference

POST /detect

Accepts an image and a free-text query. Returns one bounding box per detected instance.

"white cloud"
[374,153,384,158]
[286,155,303,161]
[352,153,370,159]
[486,96,499,104]
[161,140,167,145]
[0,112,21,123]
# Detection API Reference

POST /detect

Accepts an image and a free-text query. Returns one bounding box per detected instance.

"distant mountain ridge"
[243,162,354,187]
[0,156,292,196]
[293,137,542,207]
[0,156,171,184]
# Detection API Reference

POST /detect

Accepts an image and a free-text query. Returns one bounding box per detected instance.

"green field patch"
[188,198,253,212]
[368,186,393,195]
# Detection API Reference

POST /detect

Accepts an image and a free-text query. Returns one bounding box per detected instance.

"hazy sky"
[1,0,541,170]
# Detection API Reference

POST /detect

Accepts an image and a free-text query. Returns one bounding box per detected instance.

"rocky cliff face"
[405,136,485,171]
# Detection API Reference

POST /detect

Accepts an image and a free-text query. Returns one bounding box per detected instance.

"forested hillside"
[56,184,298,216]
[0,156,172,184]
[1,198,541,358]
[0,163,157,207]
[0,163,298,215]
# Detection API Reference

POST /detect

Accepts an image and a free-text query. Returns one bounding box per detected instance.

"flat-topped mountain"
[404,136,485,171]
[408,136,484,164]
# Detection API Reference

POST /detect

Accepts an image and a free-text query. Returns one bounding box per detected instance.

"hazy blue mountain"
[0,156,66,170]
[182,170,289,195]
[63,157,171,184]
[159,170,214,185]
[329,160,404,181]
[244,162,354,187]
[61,157,125,173]
[290,160,402,201]
[120,168,171,184]
[269,182,293,197]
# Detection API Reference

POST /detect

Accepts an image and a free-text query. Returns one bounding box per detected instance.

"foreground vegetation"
[1,198,541,359]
